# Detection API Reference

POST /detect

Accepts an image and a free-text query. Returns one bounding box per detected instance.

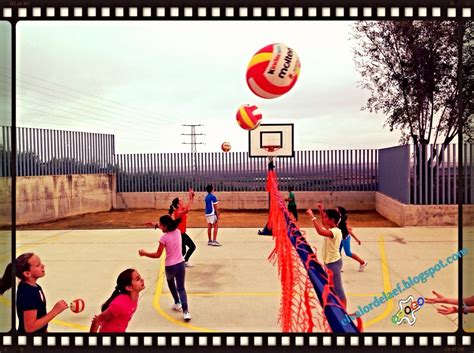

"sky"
[1,21,403,154]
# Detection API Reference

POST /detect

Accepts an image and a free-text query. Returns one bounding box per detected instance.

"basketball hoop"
[262,145,281,153]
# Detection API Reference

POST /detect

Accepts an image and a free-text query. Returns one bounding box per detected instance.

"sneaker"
[212,241,222,247]
[207,240,213,246]
[171,303,182,311]
[183,311,192,321]
[359,261,368,272]
[185,262,194,268]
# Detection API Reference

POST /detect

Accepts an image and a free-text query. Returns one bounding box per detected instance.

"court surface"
[2,226,472,333]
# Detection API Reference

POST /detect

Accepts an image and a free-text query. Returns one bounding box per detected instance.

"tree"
[353,20,472,147]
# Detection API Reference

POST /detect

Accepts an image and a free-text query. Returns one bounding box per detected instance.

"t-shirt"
[160,229,185,266]
[175,206,187,234]
[16,281,48,333]
[99,294,138,333]
[205,193,218,216]
[322,227,342,264]
[288,192,296,207]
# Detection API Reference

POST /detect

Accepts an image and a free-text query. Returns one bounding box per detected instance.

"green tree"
[353,20,472,147]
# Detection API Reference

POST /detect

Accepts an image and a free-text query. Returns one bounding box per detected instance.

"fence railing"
[410,143,473,205]
[1,127,115,177]
[114,149,378,192]
[2,126,472,205]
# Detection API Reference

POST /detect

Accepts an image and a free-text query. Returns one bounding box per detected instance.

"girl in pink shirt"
[90,269,145,332]
[139,215,191,322]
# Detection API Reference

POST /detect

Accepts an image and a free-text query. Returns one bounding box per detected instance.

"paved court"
[1,226,473,333]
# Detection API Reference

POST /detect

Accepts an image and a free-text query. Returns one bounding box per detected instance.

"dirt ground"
[17,209,398,230]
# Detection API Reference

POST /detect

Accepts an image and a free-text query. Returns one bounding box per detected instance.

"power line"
[182,124,205,173]
[0,70,187,126]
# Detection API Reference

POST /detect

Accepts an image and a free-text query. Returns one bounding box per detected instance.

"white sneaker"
[212,241,222,247]
[185,262,194,268]
[171,303,182,311]
[359,261,368,272]
[183,311,191,321]
[207,240,213,246]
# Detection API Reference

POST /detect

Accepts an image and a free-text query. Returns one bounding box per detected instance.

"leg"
[207,223,212,241]
[165,266,180,305]
[213,221,219,241]
[182,232,196,262]
[174,262,189,313]
[343,236,364,265]
[327,259,347,307]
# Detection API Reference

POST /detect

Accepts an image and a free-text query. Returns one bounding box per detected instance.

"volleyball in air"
[246,43,301,99]
[221,142,231,152]
[70,299,85,313]
[236,104,262,131]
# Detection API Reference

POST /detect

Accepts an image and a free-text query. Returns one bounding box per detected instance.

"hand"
[189,188,195,198]
[437,305,458,315]
[138,249,146,256]
[357,240,362,245]
[306,209,314,218]
[52,300,68,315]
[144,222,155,228]
[425,290,448,304]
[317,203,323,210]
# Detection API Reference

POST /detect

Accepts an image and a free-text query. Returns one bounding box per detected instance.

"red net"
[266,169,331,333]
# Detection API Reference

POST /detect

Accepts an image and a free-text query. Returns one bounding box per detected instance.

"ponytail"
[101,268,135,312]
[0,253,34,294]
[168,198,180,216]
[0,263,13,295]
[337,206,349,238]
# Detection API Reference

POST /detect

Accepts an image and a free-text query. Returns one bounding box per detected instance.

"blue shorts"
[339,235,353,257]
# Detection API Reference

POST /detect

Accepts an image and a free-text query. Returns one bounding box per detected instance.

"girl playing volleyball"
[139,215,191,321]
[0,253,68,333]
[90,268,145,332]
[168,188,197,267]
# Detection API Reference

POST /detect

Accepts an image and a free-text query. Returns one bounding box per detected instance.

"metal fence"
[10,127,115,177]
[410,143,473,205]
[378,145,410,204]
[2,126,472,205]
[0,126,12,177]
[114,149,378,192]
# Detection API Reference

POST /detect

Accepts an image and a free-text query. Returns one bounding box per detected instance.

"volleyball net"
[266,166,361,333]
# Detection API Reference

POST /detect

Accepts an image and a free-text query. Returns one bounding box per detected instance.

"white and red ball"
[70,298,85,313]
[246,43,301,99]
[221,142,231,152]
[236,104,262,131]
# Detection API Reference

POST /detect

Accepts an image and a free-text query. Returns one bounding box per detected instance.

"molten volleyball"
[236,104,262,131]
[221,142,231,152]
[70,299,85,313]
[246,43,301,99]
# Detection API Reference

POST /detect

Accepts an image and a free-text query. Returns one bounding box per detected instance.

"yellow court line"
[161,292,377,297]
[153,256,217,333]
[0,295,88,331]
[50,319,88,331]
[0,232,70,261]
[363,235,394,328]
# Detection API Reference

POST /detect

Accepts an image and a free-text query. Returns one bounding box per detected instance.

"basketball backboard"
[249,123,294,157]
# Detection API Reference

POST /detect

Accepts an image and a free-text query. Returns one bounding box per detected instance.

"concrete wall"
[0,177,12,227]
[376,192,474,226]
[3,174,470,227]
[115,191,376,211]
[15,174,115,226]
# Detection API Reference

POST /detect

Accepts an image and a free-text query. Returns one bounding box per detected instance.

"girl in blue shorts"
[337,206,367,272]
